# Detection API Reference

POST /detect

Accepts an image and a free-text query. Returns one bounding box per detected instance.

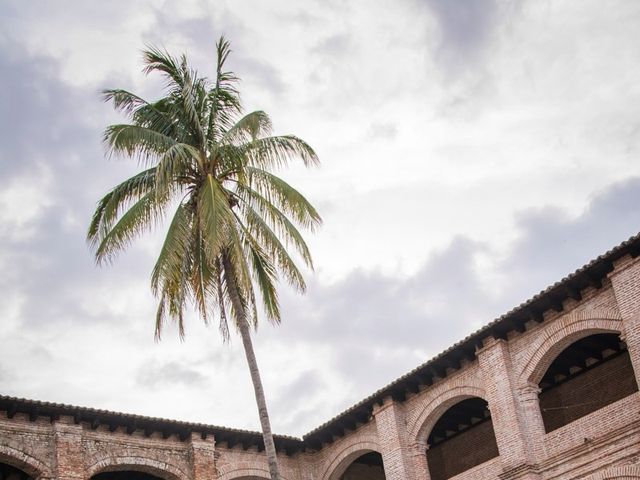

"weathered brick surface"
[427,420,498,480]
[215,446,301,480]
[52,421,83,480]
[477,338,536,471]
[372,399,412,480]
[2,255,640,480]
[187,434,216,480]
[611,255,640,387]
[0,415,53,478]
[340,462,385,480]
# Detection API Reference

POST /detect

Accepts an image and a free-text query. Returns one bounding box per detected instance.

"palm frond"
[245,232,281,321]
[104,124,176,165]
[246,135,319,169]
[238,206,306,293]
[207,36,242,143]
[142,46,185,88]
[245,166,322,230]
[94,191,167,265]
[235,184,314,268]
[155,143,201,194]
[151,203,193,296]
[221,111,273,146]
[88,167,157,247]
[197,174,235,259]
[153,205,193,340]
[177,65,208,147]
[102,89,151,117]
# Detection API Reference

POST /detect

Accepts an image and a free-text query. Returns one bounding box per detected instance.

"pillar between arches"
[372,397,413,480]
[609,255,640,387]
[188,433,216,480]
[52,419,85,480]
[516,382,547,455]
[409,440,430,480]
[476,338,542,479]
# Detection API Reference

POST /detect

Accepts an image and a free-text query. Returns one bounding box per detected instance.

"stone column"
[517,382,547,450]
[609,255,640,386]
[477,338,543,480]
[373,398,412,480]
[189,433,216,480]
[52,419,85,480]
[410,440,430,480]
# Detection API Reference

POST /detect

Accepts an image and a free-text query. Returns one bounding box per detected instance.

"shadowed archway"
[426,397,499,480]
[0,462,32,480]
[340,452,385,480]
[538,333,638,432]
[92,472,164,480]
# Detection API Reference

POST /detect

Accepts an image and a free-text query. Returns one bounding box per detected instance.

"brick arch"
[518,308,623,386]
[87,456,185,480]
[216,465,290,480]
[585,465,640,479]
[409,383,487,443]
[319,438,381,480]
[0,444,49,479]
[215,468,268,480]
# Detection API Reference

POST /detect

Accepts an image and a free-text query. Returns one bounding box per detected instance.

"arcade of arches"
[2,238,640,480]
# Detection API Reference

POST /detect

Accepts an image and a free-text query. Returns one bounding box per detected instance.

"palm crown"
[88,38,321,341]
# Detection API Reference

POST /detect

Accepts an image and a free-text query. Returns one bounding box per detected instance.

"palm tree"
[87,37,321,480]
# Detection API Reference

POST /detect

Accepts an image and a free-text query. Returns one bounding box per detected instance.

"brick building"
[2,233,640,480]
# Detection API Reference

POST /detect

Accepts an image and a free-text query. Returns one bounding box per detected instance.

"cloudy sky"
[1,0,640,436]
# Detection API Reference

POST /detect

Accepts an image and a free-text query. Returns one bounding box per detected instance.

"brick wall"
[426,419,499,480]
[539,351,638,432]
[341,462,385,480]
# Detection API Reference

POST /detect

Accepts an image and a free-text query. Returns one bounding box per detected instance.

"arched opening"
[0,462,33,480]
[538,333,638,432]
[92,472,164,480]
[228,478,267,480]
[426,397,499,480]
[339,452,386,480]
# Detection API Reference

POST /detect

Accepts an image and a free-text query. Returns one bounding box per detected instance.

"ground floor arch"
[88,461,182,480]
[92,472,164,480]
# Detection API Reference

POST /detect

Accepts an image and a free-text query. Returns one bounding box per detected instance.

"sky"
[1,0,640,437]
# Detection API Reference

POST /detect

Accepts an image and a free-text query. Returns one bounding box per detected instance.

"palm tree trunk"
[222,253,281,480]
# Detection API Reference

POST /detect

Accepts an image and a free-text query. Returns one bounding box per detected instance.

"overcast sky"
[1,0,640,437]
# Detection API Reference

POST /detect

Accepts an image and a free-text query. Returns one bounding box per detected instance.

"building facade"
[3,234,640,480]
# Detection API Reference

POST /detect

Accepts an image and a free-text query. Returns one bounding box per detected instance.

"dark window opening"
[92,472,164,480]
[0,463,32,480]
[341,451,386,480]
[426,397,499,480]
[538,333,639,433]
